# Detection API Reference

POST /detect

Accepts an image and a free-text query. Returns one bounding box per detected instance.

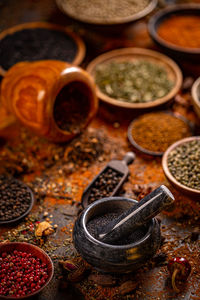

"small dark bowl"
[127,111,193,157]
[0,242,54,299]
[0,178,35,225]
[148,4,200,61]
[73,197,161,273]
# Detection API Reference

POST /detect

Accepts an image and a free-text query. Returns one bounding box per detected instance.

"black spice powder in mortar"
[87,211,148,245]
[0,28,78,71]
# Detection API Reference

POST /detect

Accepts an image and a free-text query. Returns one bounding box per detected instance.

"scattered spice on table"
[0,250,48,297]
[167,139,200,190]
[88,167,123,204]
[0,27,78,71]
[0,176,33,222]
[157,15,200,49]
[54,82,90,133]
[61,0,149,23]
[95,60,174,103]
[130,112,191,153]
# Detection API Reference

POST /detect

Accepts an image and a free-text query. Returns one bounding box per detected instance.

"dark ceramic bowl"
[0,177,35,225]
[0,242,54,299]
[148,4,200,61]
[73,197,161,273]
[127,111,194,157]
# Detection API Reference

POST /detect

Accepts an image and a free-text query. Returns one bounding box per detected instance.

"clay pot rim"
[51,66,98,137]
[82,197,157,249]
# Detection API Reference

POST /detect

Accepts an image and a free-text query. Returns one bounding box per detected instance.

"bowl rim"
[148,3,200,55]
[162,136,200,195]
[82,197,157,249]
[0,242,54,299]
[86,47,182,109]
[127,110,194,157]
[56,0,158,25]
[0,177,35,225]
[191,76,200,107]
[0,21,86,76]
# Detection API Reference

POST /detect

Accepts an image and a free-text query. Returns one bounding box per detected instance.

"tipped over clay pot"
[0,60,98,142]
[73,197,161,274]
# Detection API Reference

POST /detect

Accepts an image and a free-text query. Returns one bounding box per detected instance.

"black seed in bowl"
[0,27,78,71]
[0,176,34,223]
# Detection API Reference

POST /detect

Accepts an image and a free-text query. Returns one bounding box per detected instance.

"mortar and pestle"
[73,185,174,273]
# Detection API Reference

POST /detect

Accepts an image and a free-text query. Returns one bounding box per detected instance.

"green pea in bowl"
[162,136,200,199]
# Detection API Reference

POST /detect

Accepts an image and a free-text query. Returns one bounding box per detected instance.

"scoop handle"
[122,152,135,165]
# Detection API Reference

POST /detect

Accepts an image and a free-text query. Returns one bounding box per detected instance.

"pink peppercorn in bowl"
[0,242,54,299]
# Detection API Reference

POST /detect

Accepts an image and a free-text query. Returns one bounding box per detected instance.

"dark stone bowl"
[73,197,161,273]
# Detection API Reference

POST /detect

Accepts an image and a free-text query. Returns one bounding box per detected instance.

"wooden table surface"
[0,1,200,299]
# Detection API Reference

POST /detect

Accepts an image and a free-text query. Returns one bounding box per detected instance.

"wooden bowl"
[162,136,200,198]
[0,242,54,299]
[0,177,34,225]
[191,77,200,119]
[0,22,86,76]
[86,48,182,109]
[127,111,194,157]
[148,4,200,61]
[56,0,158,25]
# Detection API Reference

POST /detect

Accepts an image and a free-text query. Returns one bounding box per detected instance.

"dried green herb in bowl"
[95,61,174,103]
[87,48,182,109]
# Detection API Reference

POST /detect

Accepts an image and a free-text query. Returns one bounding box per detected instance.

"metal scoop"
[96,185,175,244]
[81,152,135,208]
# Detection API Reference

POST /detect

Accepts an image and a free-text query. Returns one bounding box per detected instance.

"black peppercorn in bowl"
[73,197,161,273]
[0,242,54,299]
[0,176,34,225]
[162,136,200,199]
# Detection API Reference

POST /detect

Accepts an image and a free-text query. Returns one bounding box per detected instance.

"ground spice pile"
[95,61,174,103]
[158,15,200,49]
[167,139,200,190]
[130,112,191,153]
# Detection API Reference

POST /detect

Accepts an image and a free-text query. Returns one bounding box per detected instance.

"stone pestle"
[96,185,174,244]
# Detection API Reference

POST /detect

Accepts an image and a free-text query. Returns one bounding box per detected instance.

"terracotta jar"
[0,60,98,142]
